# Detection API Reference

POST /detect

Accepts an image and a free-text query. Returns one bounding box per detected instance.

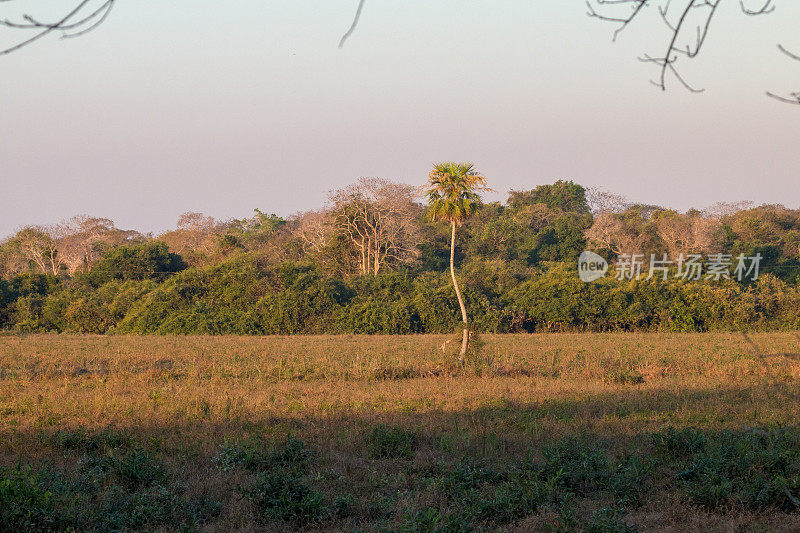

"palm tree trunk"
[449,221,469,362]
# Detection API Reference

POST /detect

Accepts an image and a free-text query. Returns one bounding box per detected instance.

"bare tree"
[161,212,221,263]
[293,210,335,255]
[54,215,137,274]
[330,178,422,276]
[512,203,561,230]
[652,210,694,256]
[702,200,755,218]
[289,209,360,277]
[587,0,799,103]
[586,208,666,256]
[587,187,630,215]
[55,232,87,275]
[651,209,722,255]
[586,213,629,255]
[8,226,60,275]
[689,213,724,252]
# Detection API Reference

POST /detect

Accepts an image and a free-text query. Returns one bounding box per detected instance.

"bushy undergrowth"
[366,425,419,459]
[672,428,800,511]
[0,465,55,531]
[422,426,800,529]
[214,436,324,525]
[1,433,221,532]
[214,435,314,473]
[3,426,800,531]
[2,257,800,335]
[246,470,325,525]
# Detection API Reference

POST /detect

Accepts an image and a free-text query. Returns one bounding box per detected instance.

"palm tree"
[422,162,491,362]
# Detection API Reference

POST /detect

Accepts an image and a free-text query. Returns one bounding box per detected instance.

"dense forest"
[1,179,799,334]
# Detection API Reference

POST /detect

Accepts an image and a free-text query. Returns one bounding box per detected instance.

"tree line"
[1,178,799,334]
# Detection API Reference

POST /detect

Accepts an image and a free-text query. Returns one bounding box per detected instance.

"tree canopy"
[1,178,799,335]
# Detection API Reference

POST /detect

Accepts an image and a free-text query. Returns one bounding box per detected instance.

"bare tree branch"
[1,0,115,55]
[767,43,800,104]
[586,0,648,41]
[739,0,774,16]
[588,0,797,102]
[3,0,796,106]
[589,0,727,91]
[339,0,366,49]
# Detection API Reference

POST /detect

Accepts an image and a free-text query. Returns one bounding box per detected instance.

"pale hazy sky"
[2,1,799,237]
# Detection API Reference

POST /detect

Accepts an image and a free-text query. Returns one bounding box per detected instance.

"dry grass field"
[2,332,800,532]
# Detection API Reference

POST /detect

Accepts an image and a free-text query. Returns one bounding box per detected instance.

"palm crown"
[423,162,490,225]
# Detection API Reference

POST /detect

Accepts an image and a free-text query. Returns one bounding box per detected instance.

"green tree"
[422,162,491,361]
[84,242,186,286]
[507,180,590,214]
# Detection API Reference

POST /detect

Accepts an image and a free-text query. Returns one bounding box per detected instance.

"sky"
[2,0,799,238]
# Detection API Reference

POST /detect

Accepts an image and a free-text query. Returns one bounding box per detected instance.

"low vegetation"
[2,332,800,531]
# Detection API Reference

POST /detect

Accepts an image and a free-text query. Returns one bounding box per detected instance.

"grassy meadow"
[2,332,800,531]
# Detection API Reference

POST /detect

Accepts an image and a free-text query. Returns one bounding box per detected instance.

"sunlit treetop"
[422,162,492,226]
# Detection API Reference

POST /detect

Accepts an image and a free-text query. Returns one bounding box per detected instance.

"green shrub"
[83,241,186,285]
[437,459,505,499]
[114,448,168,489]
[214,438,271,472]
[100,484,180,530]
[331,494,357,519]
[587,506,637,533]
[473,476,554,524]
[675,428,800,511]
[0,465,55,531]
[542,436,610,495]
[608,454,654,508]
[652,427,707,460]
[246,470,324,525]
[399,507,440,532]
[366,425,419,459]
[214,435,313,473]
[0,453,221,532]
[5,255,800,334]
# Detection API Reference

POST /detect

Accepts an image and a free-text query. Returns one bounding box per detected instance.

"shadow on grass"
[741,331,800,361]
[3,383,800,531]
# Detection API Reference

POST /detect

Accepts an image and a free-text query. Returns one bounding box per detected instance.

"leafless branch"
[586,0,648,41]
[766,44,800,104]
[588,0,728,92]
[739,0,774,16]
[588,0,792,99]
[339,0,366,49]
[1,0,115,55]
